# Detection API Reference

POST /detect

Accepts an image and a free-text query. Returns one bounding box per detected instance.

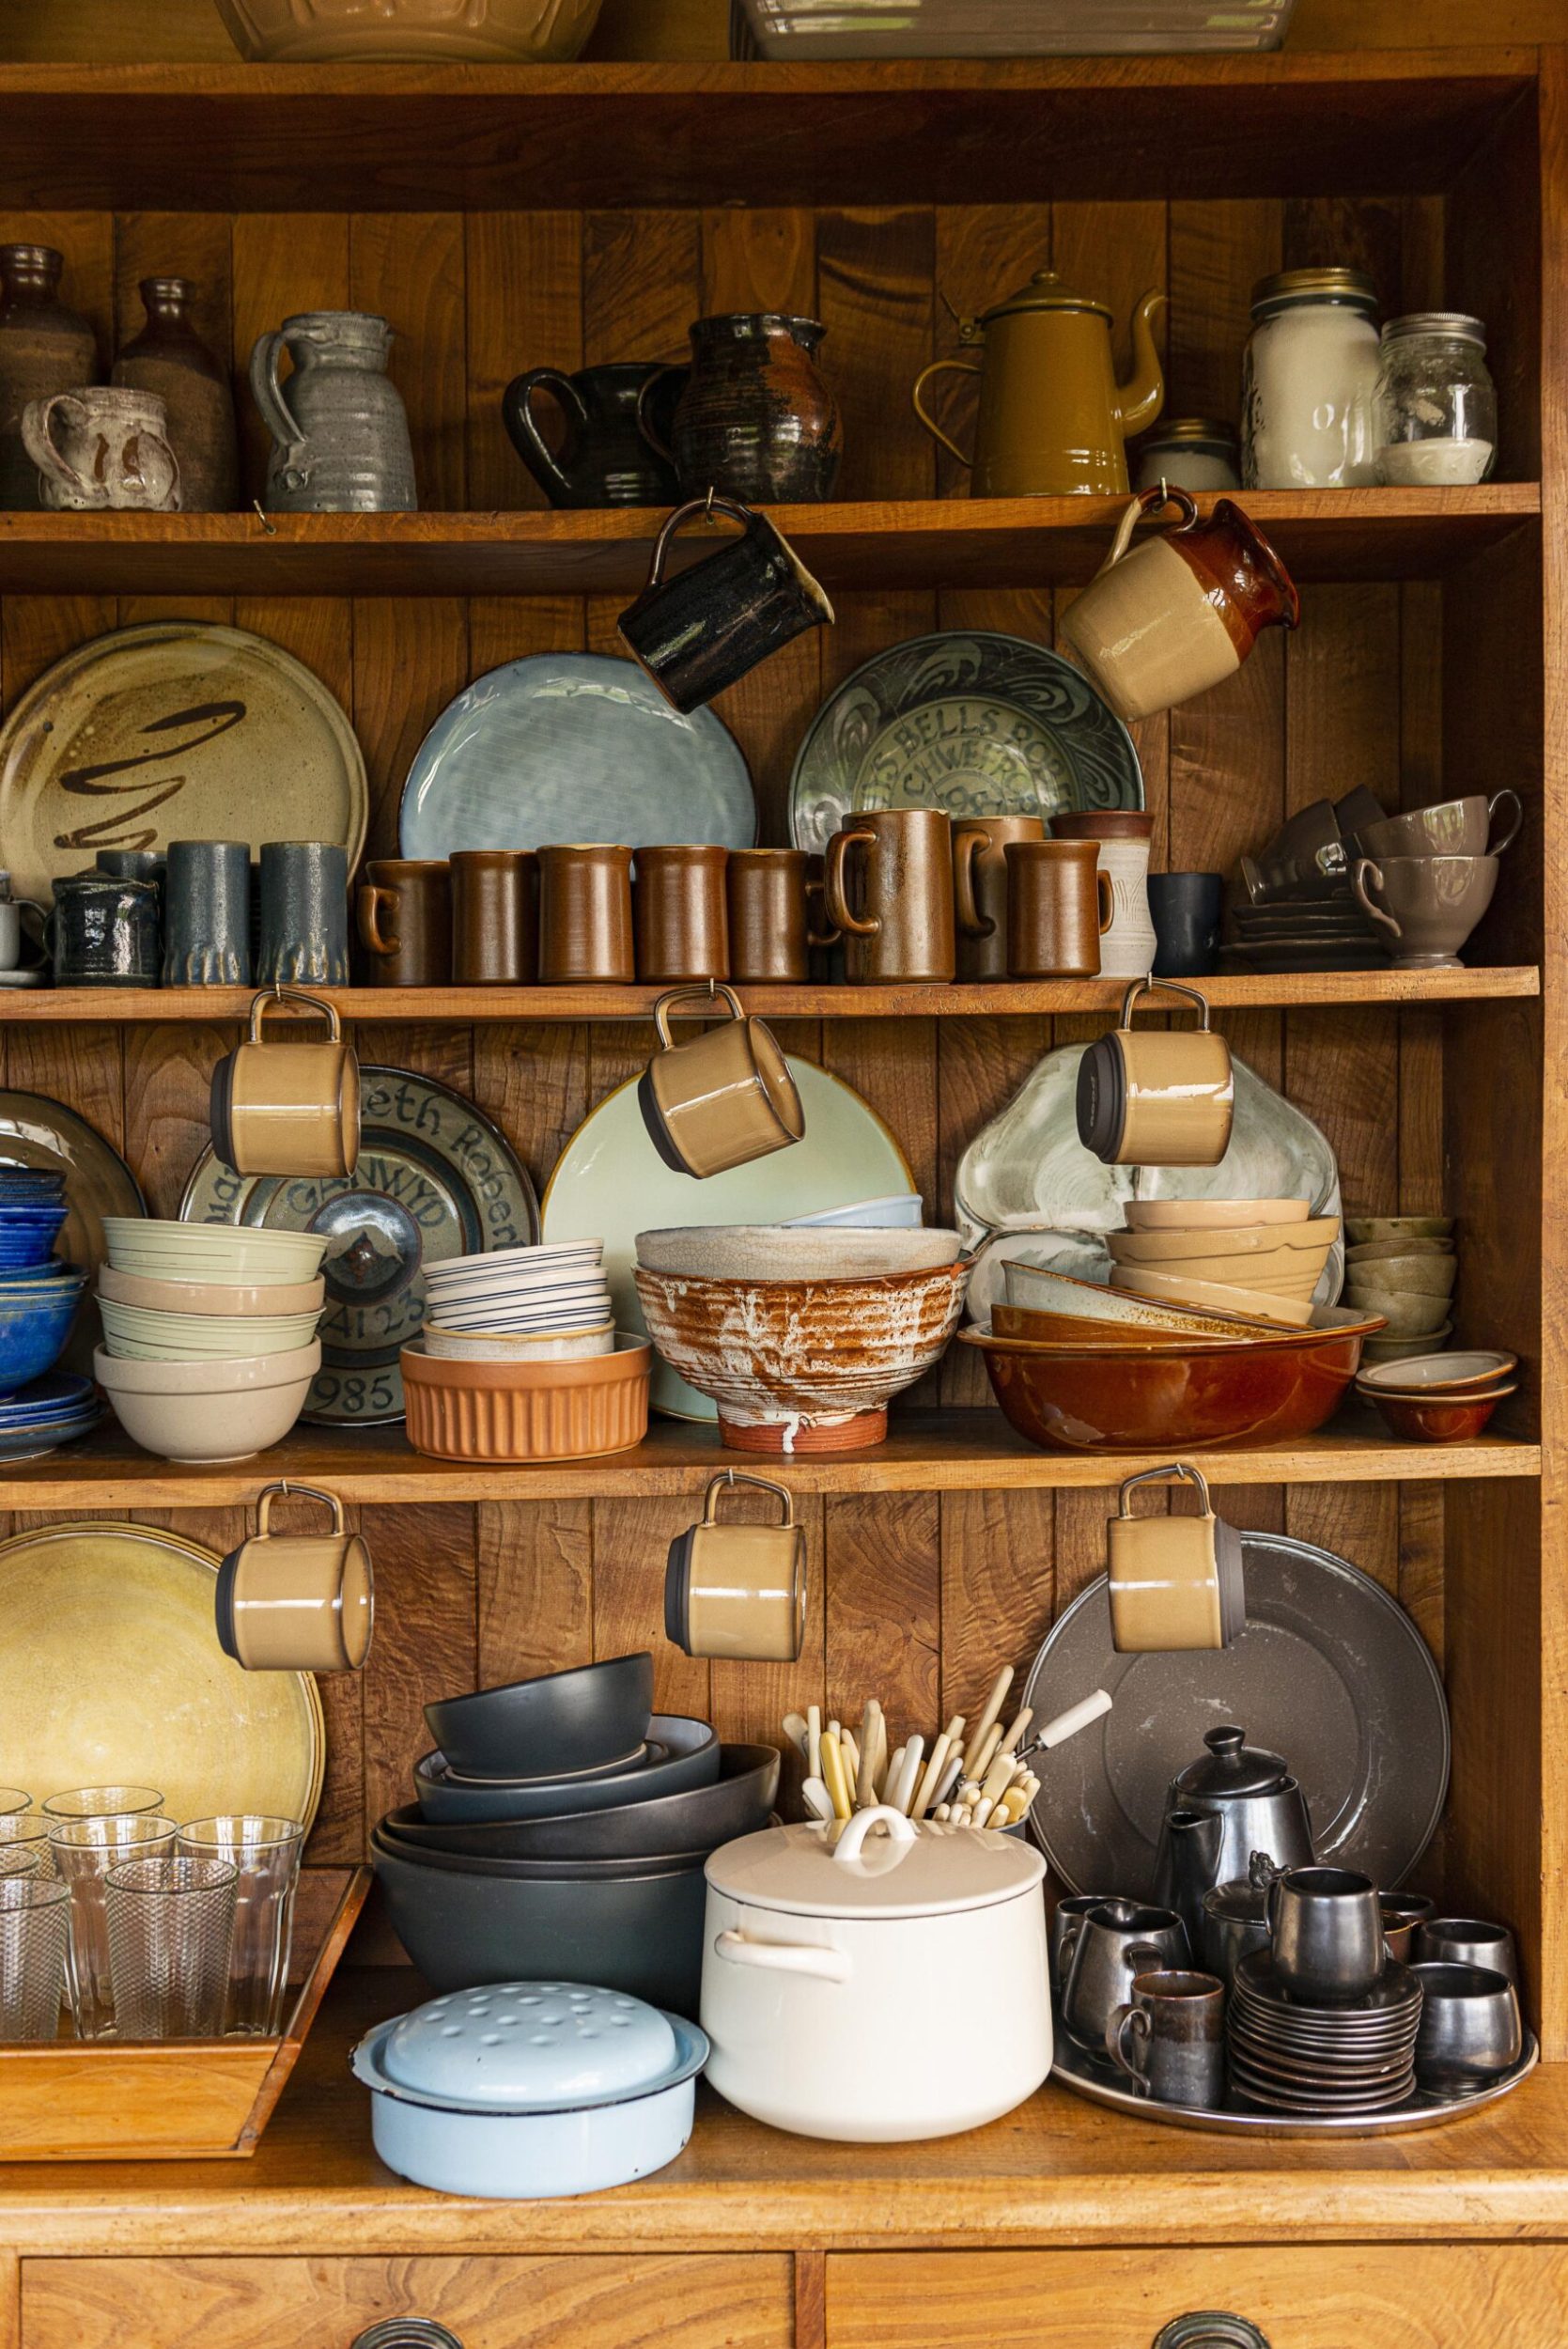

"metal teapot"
[1151,1724,1314,1948]
[912,268,1165,497]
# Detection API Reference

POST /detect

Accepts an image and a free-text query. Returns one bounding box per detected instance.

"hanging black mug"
[617,495,834,714]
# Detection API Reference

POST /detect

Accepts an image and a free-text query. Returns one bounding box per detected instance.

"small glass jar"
[1133,418,1240,494]
[1242,267,1380,490]
[1373,313,1497,486]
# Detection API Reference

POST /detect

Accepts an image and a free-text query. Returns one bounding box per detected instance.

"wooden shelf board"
[0,969,1540,1026]
[0,54,1534,210]
[0,488,1539,598]
[7,1410,1538,1508]
[1,1968,1565,2250]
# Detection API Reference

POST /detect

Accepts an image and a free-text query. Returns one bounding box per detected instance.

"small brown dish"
[400,1335,651,1463]
[961,1313,1385,1454]
[1358,1383,1514,1444]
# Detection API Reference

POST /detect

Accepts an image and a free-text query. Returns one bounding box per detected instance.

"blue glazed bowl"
[0,1270,86,1396]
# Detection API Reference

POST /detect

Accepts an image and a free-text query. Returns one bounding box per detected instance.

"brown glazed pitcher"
[634,845,730,984]
[643,314,843,503]
[825,808,955,983]
[451,849,538,985]
[357,859,452,987]
[538,844,635,983]
[1005,838,1113,978]
[954,814,1046,980]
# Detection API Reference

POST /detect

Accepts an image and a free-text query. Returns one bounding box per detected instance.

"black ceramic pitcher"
[503,362,686,508]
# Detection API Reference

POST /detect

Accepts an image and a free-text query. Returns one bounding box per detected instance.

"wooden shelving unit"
[0,40,1561,2346]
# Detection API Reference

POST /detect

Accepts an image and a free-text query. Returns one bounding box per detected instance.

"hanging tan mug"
[1076,977,1234,1167]
[210,987,361,1178]
[665,1470,808,1663]
[1108,1462,1245,1655]
[215,1483,374,1673]
[639,982,804,1179]
[1059,486,1300,723]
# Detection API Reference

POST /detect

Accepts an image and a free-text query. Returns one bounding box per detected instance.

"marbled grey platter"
[398,652,757,857]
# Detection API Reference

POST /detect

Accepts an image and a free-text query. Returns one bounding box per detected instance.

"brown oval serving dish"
[961,1310,1385,1453]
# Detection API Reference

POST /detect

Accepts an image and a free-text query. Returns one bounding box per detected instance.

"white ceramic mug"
[23,386,182,513]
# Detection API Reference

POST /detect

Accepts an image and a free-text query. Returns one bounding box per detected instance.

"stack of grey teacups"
[1346,790,1520,971]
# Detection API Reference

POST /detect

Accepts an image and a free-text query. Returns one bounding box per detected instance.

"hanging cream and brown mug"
[1060,485,1301,723]
[215,1483,374,1673]
[664,1470,808,1663]
[210,986,360,1177]
[639,981,804,1179]
[1108,1463,1245,1655]
[1077,977,1234,1167]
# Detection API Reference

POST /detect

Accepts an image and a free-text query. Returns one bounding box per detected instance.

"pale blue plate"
[399,654,757,858]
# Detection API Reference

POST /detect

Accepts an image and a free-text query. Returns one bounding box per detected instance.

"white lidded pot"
[701,1805,1050,2141]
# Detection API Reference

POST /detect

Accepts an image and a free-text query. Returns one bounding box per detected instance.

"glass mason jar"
[1242,267,1380,489]
[1373,313,1497,486]
[1133,418,1240,494]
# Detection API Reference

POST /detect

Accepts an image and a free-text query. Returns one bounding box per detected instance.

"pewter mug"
[1049,1893,1116,1996]
[1105,1968,1226,2108]
[250,311,415,513]
[1265,1864,1386,2004]
[1060,1898,1188,2050]
[1413,1916,1518,1985]
[1411,1962,1522,2086]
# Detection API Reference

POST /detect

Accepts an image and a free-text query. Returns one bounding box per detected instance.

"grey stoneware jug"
[249,311,416,513]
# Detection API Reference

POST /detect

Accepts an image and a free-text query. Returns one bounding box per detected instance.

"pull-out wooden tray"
[0,1865,368,2161]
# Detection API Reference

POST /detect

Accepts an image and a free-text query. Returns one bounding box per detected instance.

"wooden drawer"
[827,2248,1568,2349]
[23,2254,794,2349]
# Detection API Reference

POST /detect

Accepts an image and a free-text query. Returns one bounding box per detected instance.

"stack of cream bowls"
[1105,1198,1340,1329]
[1342,1215,1456,1363]
[93,1218,327,1462]
[422,1242,613,1363]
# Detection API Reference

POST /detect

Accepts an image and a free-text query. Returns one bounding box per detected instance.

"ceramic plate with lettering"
[398,653,756,858]
[788,630,1143,855]
[540,1056,915,1419]
[180,1068,538,1425]
[0,622,368,906]
[0,1090,145,1371]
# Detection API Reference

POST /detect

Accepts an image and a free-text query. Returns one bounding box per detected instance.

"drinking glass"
[0,1848,41,1880]
[0,1875,69,2039]
[176,1815,303,2036]
[104,1856,238,2040]
[42,1785,164,1821]
[0,1814,54,1873]
[0,1789,31,1816]
[52,1813,179,2039]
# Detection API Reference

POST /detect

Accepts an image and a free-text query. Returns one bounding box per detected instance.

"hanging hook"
[252,498,277,537]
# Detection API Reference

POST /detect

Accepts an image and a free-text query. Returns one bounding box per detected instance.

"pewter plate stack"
[1226,1951,1423,2114]
[732,0,1295,57]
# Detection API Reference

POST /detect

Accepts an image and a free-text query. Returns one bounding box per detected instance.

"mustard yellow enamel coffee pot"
[913,268,1166,497]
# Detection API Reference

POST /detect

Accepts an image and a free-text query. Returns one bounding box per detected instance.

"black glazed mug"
[503,363,687,509]
[48,871,161,988]
[1148,871,1224,978]
[617,495,834,714]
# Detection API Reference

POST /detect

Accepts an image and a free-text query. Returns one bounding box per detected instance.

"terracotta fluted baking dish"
[961,1309,1385,1453]
[401,1336,651,1462]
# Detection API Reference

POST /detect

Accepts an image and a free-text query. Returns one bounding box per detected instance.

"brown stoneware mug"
[1076,977,1234,1167]
[1005,837,1112,977]
[618,494,834,714]
[210,987,361,1179]
[1105,1968,1226,2107]
[824,808,955,983]
[664,1470,808,1662]
[451,849,538,986]
[639,982,804,1178]
[215,1483,373,1673]
[537,844,635,984]
[634,844,731,984]
[727,848,833,984]
[357,858,453,988]
[954,814,1046,980]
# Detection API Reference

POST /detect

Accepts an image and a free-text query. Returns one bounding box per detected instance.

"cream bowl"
[94,1342,321,1463]
[423,1323,616,1363]
[1108,1218,1338,1266]
[1110,1267,1313,1327]
[1357,1349,1515,1394]
[97,1266,326,1316]
[635,1226,963,1283]
[101,1219,327,1283]
[98,1299,321,1361]
[1121,1198,1311,1231]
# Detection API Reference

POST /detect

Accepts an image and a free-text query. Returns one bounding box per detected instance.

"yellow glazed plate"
[0,622,367,907]
[0,1522,324,1830]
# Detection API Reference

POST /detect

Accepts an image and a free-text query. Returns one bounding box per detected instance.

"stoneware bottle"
[0,243,98,511]
[250,310,416,512]
[114,276,240,513]
[649,314,842,503]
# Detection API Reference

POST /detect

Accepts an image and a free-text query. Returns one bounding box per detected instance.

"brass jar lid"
[977,268,1111,327]
[1250,267,1378,320]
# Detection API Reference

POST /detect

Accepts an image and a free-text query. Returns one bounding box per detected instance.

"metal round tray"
[1052,2027,1537,2137]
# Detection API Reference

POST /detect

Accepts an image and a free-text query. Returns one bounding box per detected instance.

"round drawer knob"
[350,2324,465,2349]
[1153,2317,1273,2349]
